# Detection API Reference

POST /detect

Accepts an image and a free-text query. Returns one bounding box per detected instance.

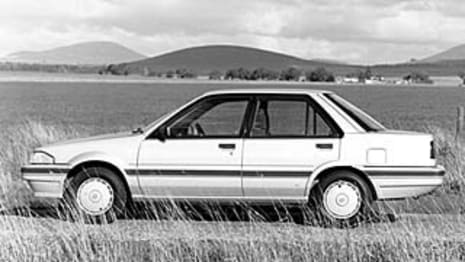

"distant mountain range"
[2,41,465,76]
[114,45,360,76]
[113,44,465,77]
[2,41,146,65]
[420,44,465,63]
[369,44,465,76]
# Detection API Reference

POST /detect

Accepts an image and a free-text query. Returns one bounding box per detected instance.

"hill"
[420,44,465,63]
[2,41,146,65]
[114,45,360,75]
[4,43,465,77]
[372,59,465,77]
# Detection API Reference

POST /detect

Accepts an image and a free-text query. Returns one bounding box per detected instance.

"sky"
[0,0,464,64]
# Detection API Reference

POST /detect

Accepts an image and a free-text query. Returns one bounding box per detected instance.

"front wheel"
[308,171,374,227]
[62,166,128,223]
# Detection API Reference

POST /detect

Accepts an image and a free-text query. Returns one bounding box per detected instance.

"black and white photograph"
[0,0,464,261]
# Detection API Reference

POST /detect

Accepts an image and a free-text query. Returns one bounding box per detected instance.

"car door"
[137,95,252,199]
[242,94,342,201]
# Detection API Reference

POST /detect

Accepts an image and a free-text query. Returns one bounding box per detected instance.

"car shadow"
[0,202,398,227]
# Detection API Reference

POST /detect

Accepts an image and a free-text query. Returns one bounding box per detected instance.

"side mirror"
[132,127,144,134]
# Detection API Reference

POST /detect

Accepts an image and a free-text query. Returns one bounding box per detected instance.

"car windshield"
[324,93,385,132]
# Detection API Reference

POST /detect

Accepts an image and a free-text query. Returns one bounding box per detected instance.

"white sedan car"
[21,88,445,224]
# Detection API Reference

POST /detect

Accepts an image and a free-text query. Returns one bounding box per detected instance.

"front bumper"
[21,165,71,198]
[364,165,445,200]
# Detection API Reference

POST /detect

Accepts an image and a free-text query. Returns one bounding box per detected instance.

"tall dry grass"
[377,125,465,214]
[0,120,83,209]
[0,121,465,261]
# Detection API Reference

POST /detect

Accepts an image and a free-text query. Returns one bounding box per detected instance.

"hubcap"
[323,180,362,219]
[76,177,114,216]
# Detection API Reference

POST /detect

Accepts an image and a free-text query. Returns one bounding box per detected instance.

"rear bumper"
[364,165,445,200]
[21,165,71,198]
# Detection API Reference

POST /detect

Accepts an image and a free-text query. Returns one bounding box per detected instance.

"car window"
[268,100,307,136]
[250,97,335,137]
[167,98,249,138]
[307,105,333,136]
[324,93,385,132]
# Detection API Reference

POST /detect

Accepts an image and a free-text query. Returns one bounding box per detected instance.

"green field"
[1,80,465,261]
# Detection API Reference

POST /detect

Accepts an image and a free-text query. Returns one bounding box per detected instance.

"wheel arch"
[306,165,378,200]
[65,160,133,202]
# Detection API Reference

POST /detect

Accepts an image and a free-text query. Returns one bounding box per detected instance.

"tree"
[250,68,264,80]
[237,67,251,80]
[280,67,301,81]
[208,70,223,80]
[224,67,252,80]
[166,70,175,78]
[358,67,372,82]
[105,64,120,75]
[224,68,239,80]
[250,67,279,80]
[403,71,433,84]
[345,71,356,78]
[175,68,196,78]
[305,67,335,82]
[265,69,280,80]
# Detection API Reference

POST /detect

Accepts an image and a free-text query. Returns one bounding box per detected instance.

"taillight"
[430,141,435,159]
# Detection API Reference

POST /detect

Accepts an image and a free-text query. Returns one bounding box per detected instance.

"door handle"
[219,143,236,149]
[316,143,333,149]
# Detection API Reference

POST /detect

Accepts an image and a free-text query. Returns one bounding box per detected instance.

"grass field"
[1,80,465,261]
[1,81,464,133]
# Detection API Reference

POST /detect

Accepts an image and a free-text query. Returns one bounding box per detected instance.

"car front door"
[137,95,252,200]
[242,94,342,201]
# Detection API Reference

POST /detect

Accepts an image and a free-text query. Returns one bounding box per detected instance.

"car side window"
[167,98,249,138]
[307,105,333,137]
[268,100,307,136]
[250,97,335,137]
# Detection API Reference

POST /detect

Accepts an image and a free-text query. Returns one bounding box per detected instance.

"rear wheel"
[62,166,128,223]
[308,170,374,227]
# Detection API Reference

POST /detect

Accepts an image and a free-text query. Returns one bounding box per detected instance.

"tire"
[308,170,374,227]
[62,166,128,224]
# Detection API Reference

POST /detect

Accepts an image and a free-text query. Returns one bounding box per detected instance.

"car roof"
[203,88,333,96]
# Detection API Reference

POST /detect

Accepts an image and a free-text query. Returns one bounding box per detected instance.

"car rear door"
[137,95,252,199]
[242,94,342,201]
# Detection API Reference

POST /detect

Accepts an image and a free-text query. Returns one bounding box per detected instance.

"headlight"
[30,151,55,164]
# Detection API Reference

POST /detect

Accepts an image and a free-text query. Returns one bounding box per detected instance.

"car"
[21,88,445,225]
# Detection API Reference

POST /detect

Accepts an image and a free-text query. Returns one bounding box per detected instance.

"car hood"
[46,132,138,147]
[35,131,143,164]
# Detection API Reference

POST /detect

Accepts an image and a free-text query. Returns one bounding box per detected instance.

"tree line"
[215,67,336,82]
[2,61,465,85]
[0,62,100,74]
[100,64,337,82]
[100,64,439,85]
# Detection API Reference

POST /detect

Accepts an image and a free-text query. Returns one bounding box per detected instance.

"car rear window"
[324,93,385,132]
